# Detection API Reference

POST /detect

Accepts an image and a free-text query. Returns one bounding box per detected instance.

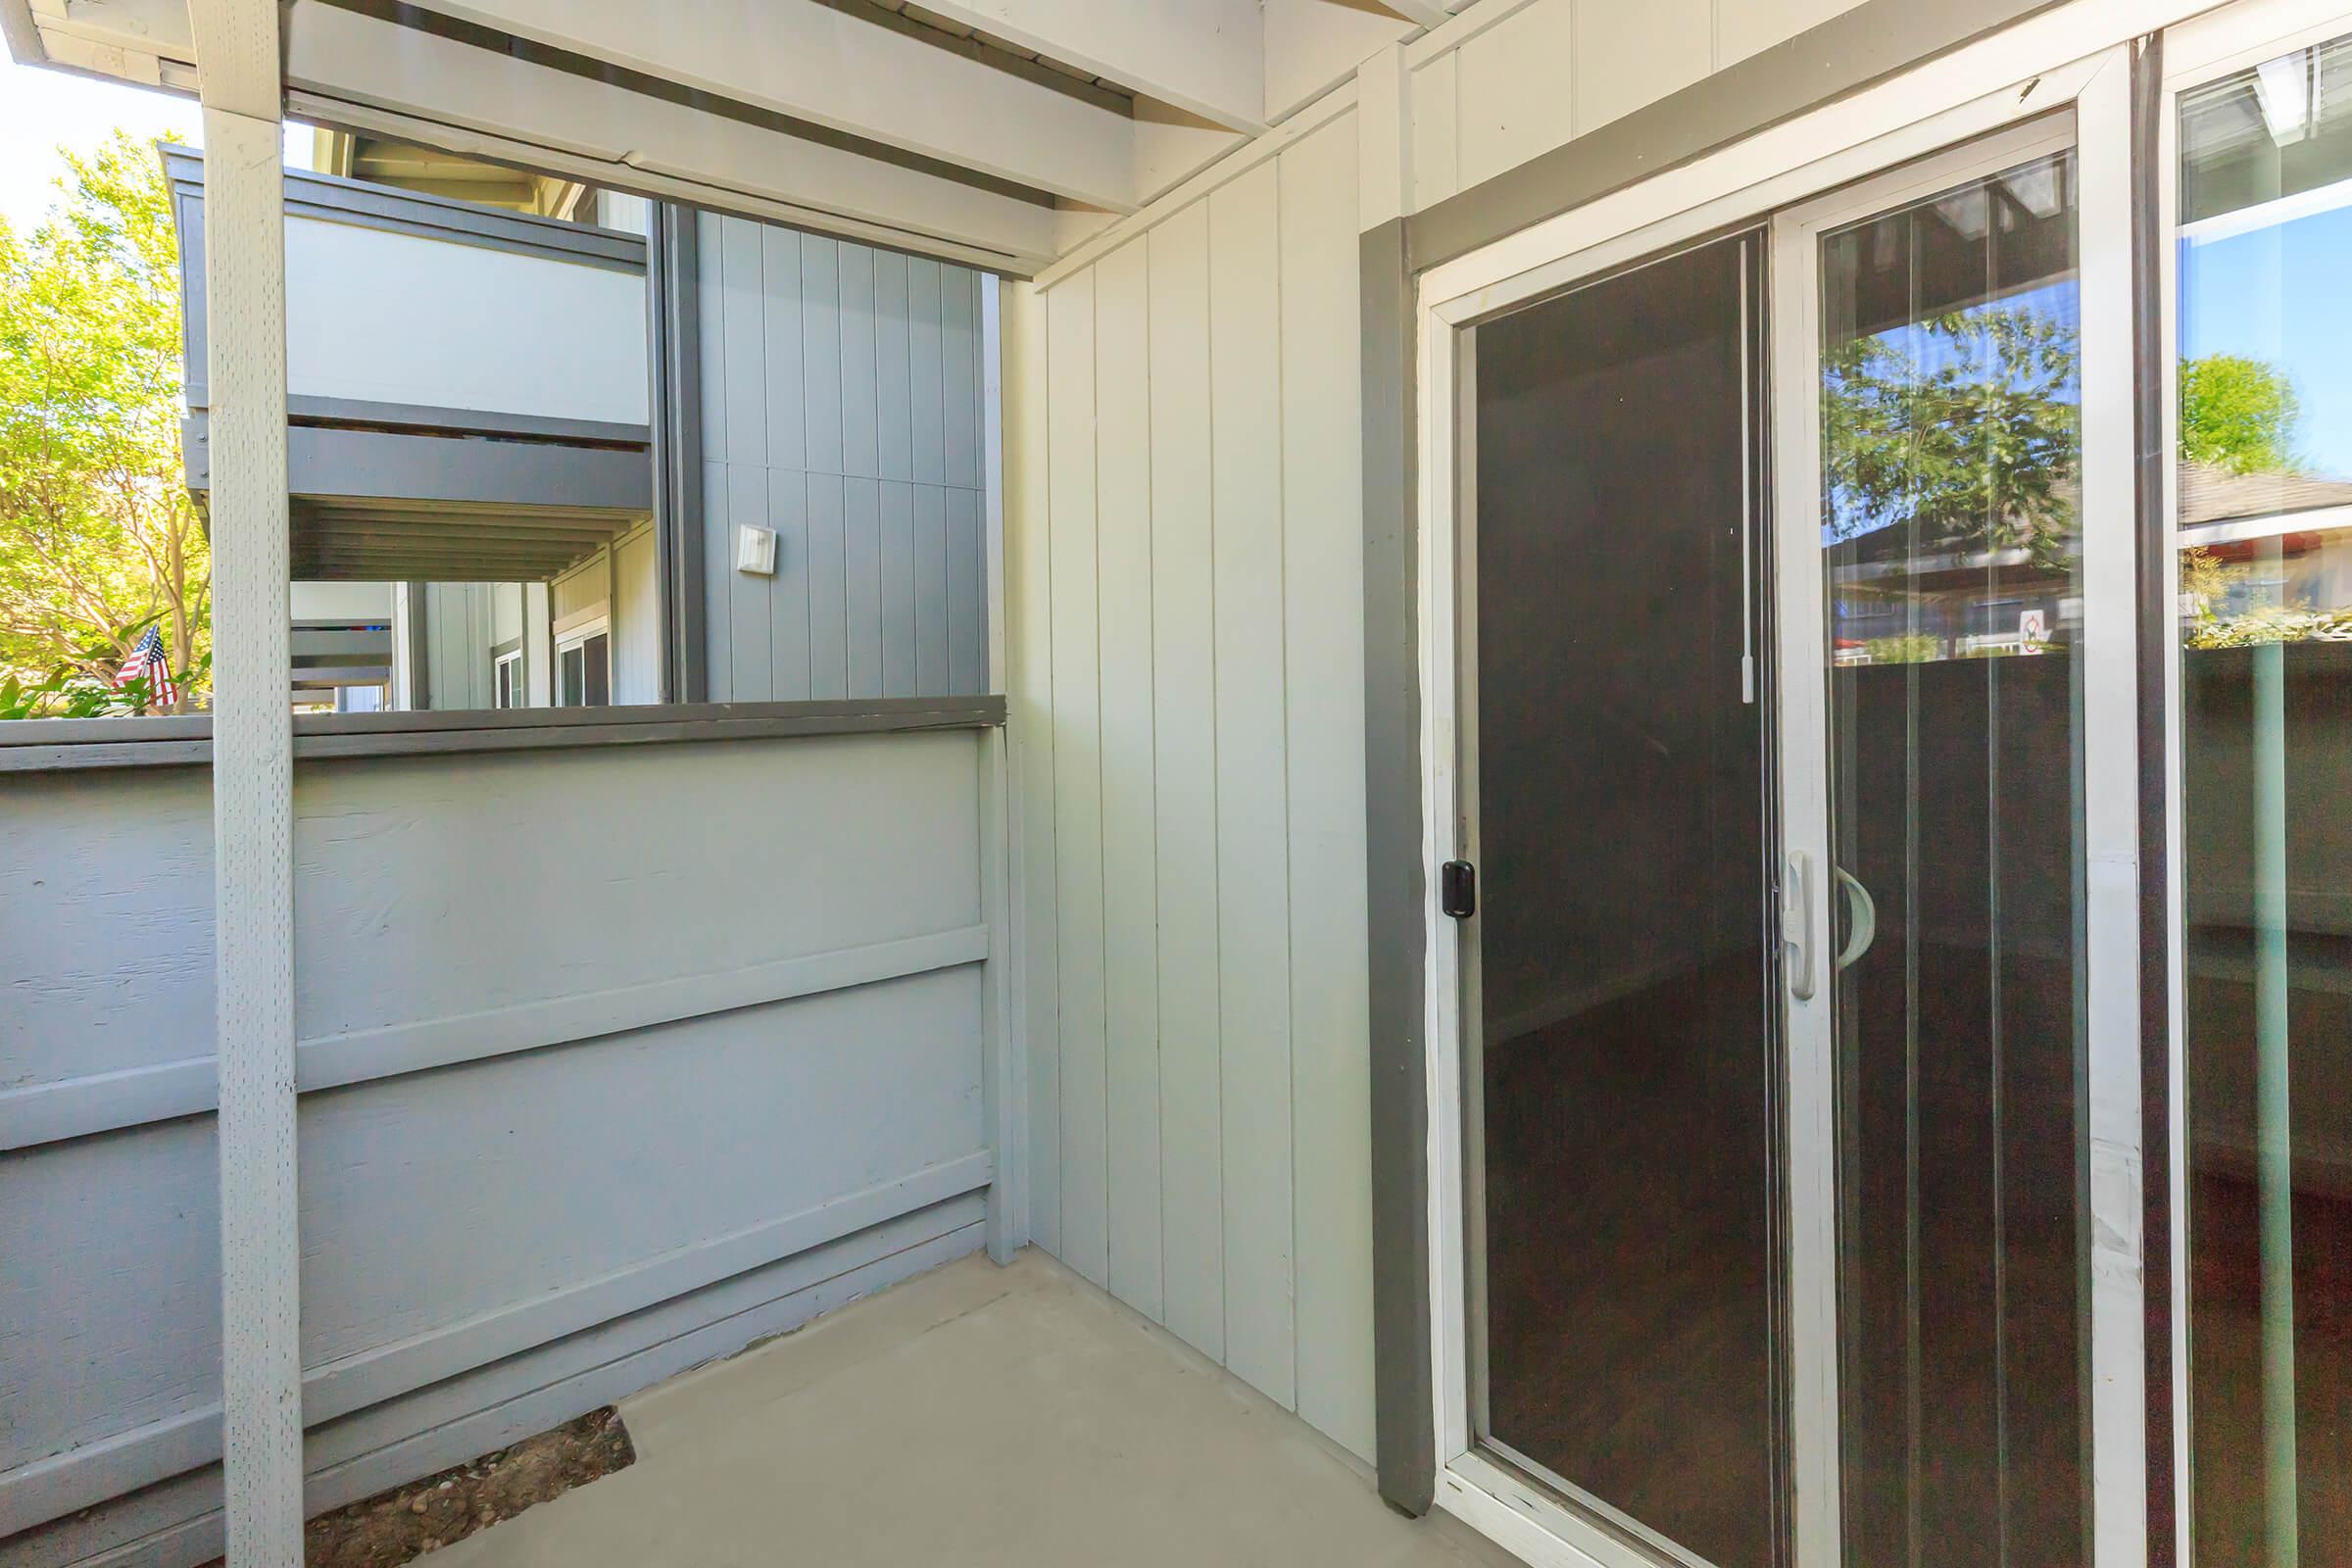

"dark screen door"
[1466,232,1781,1568]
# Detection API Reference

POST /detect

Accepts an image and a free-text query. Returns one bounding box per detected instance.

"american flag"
[115,625,177,708]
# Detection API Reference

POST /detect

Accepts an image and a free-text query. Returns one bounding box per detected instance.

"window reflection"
[1822,152,2081,667]
[1817,146,2088,1568]
[2180,30,2352,1568]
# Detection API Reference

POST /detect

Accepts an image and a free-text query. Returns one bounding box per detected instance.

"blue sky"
[2181,199,2352,481]
[0,53,307,229]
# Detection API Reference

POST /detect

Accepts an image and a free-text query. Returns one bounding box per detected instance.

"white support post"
[188,0,300,1562]
[979,276,1026,1264]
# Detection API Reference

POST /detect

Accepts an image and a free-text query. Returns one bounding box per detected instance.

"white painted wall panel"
[1044,271,1108,1289]
[1016,109,1373,1458]
[283,217,647,424]
[1455,0,1579,193]
[1205,161,1295,1409]
[1718,0,1867,66]
[1274,113,1376,1463]
[1571,0,1710,138]
[1092,237,1163,1321]
[1406,0,1871,210]
[612,526,662,704]
[1145,204,1223,1361]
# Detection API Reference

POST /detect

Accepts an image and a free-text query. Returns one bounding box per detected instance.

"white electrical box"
[735,524,778,576]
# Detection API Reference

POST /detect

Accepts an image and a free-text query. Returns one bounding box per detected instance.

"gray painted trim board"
[0,924,991,1151]
[183,416,654,510]
[1357,215,1433,1517]
[277,395,650,446]
[1358,0,2075,1517]
[654,202,709,702]
[0,695,1006,772]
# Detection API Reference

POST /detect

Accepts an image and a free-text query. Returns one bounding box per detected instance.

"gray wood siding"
[698,216,988,702]
[1009,108,1376,1461]
[0,733,993,1567]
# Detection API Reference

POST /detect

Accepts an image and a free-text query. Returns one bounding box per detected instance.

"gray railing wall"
[0,726,997,1568]
[697,217,990,702]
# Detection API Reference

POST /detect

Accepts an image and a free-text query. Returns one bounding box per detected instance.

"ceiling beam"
[396,0,1139,210]
[280,0,1059,272]
[906,0,1268,133]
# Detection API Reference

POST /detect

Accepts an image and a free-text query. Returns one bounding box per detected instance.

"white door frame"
[1414,8,2154,1565]
[1767,102,2143,1568]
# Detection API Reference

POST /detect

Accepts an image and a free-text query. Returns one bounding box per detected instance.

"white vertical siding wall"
[1009,0,1880,1465]
[1407,0,1866,209]
[1012,103,1373,1459]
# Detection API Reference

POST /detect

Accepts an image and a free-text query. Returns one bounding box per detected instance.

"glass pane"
[1817,147,2087,1567]
[2180,30,2352,1566]
[584,632,612,708]
[2180,33,2352,526]
[1471,234,1777,1568]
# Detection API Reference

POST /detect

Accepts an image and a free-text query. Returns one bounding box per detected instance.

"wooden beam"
[279,0,1057,273]
[909,0,1271,133]
[396,0,1141,210]
[1376,0,1453,26]
[186,0,300,1562]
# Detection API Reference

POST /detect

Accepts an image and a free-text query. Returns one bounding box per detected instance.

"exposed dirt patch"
[199,1407,635,1567]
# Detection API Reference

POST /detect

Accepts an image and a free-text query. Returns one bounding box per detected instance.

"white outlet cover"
[735,524,777,576]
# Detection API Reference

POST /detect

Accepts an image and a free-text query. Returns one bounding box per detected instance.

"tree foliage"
[1821,304,2082,573]
[2179,352,2301,477]
[0,128,208,714]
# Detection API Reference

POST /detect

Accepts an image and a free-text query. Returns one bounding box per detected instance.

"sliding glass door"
[1462,233,1779,1568]
[1776,122,2093,1568]
[1426,45,2138,1568]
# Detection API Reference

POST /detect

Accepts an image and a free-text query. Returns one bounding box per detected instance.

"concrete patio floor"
[434,1248,1517,1568]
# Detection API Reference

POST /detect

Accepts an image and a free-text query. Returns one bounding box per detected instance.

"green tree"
[1823,305,2081,573]
[2180,352,2301,476]
[0,128,208,714]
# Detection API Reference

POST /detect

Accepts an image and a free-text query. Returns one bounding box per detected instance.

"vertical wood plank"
[838,242,879,480]
[1007,281,1060,1257]
[724,464,772,700]
[1279,115,1376,1460]
[1208,161,1296,1407]
[757,222,801,472]
[696,212,729,475]
[880,480,918,697]
[1046,272,1107,1286]
[1571,0,1709,139]
[944,267,982,489]
[948,487,985,697]
[1092,236,1162,1321]
[875,250,913,484]
[200,86,301,1566]
[914,483,951,694]
[720,218,767,469]
[845,475,884,698]
[1146,201,1224,1361]
[908,257,948,486]
[806,470,849,700]
[801,234,843,478]
[767,466,812,700]
[703,460,733,701]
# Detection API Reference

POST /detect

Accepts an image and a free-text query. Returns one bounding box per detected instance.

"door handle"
[1784,851,1816,1002]
[1835,867,1878,972]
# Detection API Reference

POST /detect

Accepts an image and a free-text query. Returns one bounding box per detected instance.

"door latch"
[1440,860,1476,919]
